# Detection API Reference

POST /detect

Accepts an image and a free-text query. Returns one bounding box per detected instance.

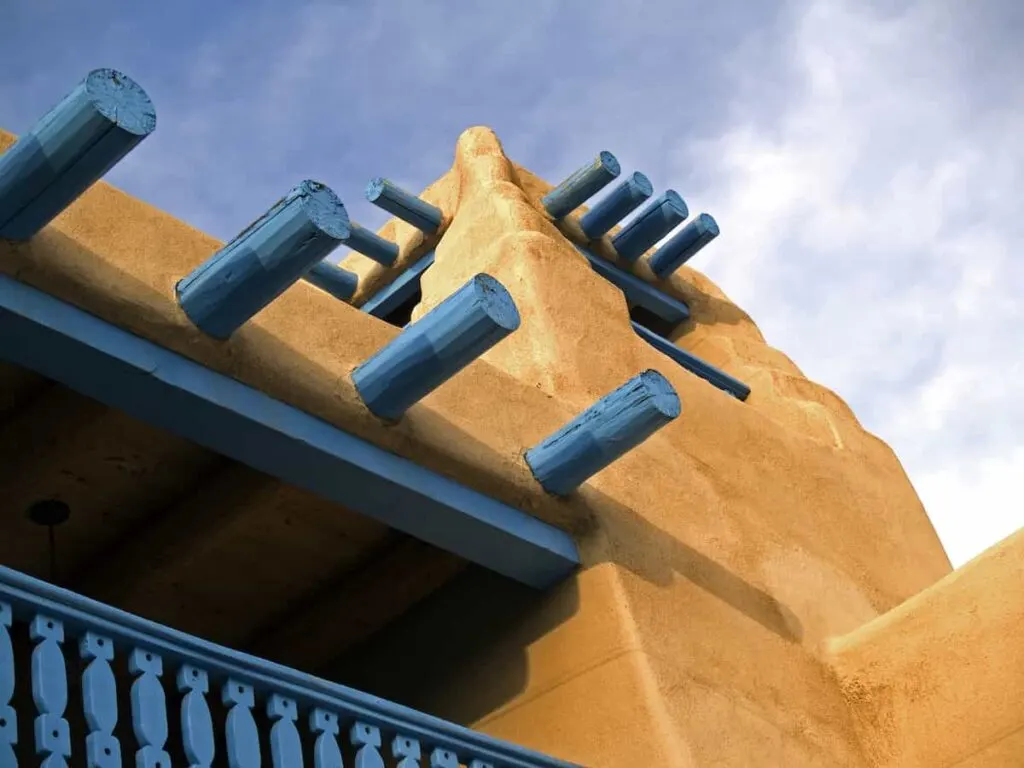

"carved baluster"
[222,680,260,768]
[391,735,420,768]
[0,603,16,767]
[177,665,214,768]
[349,722,384,768]
[429,748,458,768]
[309,709,342,768]
[129,649,170,768]
[80,633,120,767]
[267,694,303,768]
[30,615,70,768]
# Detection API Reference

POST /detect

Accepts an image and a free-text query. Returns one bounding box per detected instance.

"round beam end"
[471,274,521,333]
[85,68,156,135]
[637,369,682,420]
[598,151,621,177]
[297,180,351,240]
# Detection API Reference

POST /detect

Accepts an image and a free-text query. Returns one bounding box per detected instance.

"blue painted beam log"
[303,261,359,302]
[578,172,653,240]
[361,251,435,318]
[0,273,579,588]
[353,274,520,421]
[575,247,691,326]
[541,152,620,219]
[649,213,720,278]
[611,190,688,263]
[343,222,399,266]
[365,178,443,234]
[177,180,350,339]
[0,68,156,240]
[525,370,681,496]
[632,322,750,401]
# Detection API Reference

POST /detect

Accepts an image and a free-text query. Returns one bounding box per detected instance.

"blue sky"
[2,0,1021,566]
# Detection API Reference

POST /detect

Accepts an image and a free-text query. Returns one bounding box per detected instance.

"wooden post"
[303,261,359,302]
[541,152,620,219]
[344,222,399,267]
[611,191,688,263]
[365,178,443,234]
[578,172,653,239]
[525,370,681,496]
[0,68,156,240]
[649,213,719,278]
[352,274,520,421]
[177,180,350,339]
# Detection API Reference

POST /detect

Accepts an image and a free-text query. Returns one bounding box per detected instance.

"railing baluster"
[177,665,215,768]
[30,615,71,768]
[309,709,342,768]
[129,649,169,768]
[392,734,421,767]
[268,694,303,768]
[429,747,459,768]
[0,603,15,767]
[80,633,120,768]
[350,722,384,768]
[222,680,260,768]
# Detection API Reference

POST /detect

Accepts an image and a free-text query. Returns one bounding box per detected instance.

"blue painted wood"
[611,190,688,263]
[177,665,215,768]
[268,694,303,768]
[365,178,442,234]
[352,273,521,422]
[578,172,653,240]
[0,68,156,241]
[309,709,343,768]
[0,602,15,768]
[575,247,690,326]
[541,152,621,219]
[177,180,351,339]
[648,213,720,278]
[525,370,681,496]
[360,251,435,318]
[631,322,750,401]
[469,762,495,768]
[30,615,71,767]
[80,632,121,768]
[344,223,399,266]
[0,274,577,590]
[303,261,359,303]
[129,649,170,768]
[430,748,459,768]
[0,568,582,768]
[351,722,385,768]
[392,735,421,768]
[223,681,260,768]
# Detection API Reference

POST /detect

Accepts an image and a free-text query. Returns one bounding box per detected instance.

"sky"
[2,0,1021,567]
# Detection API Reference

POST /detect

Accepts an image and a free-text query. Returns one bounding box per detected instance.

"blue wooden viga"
[0,566,580,768]
[353,274,521,421]
[648,213,720,278]
[0,68,156,240]
[578,171,653,240]
[304,260,360,302]
[366,178,443,234]
[611,190,688,263]
[525,370,681,496]
[541,152,621,219]
[177,180,352,339]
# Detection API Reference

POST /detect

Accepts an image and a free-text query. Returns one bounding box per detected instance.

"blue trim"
[578,172,653,240]
[360,251,435,318]
[541,152,620,220]
[304,261,359,302]
[632,321,750,401]
[611,190,688,263]
[0,274,579,589]
[353,274,521,421]
[343,222,399,266]
[0,566,581,767]
[575,247,690,326]
[365,178,443,234]
[525,370,681,496]
[649,213,719,279]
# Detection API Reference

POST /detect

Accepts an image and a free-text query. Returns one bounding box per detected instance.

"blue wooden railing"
[0,566,578,768]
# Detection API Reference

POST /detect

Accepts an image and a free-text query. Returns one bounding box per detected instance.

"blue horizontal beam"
[611,191,688,263]
[303,261,359,302]
[578,172,653,240]
[0,273,579,589]
[541,152,620,219]
[360,251,435,318]
[0,68,156,240]
[649,213,719,278]
[354,275,520,422]
[526,370,681,496]
[177,181,351,339]
[365,179,443,234]
[632,321,750,401]
[575,247,691,326]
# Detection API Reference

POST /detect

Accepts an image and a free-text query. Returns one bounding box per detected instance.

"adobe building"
[0,68,1020,767]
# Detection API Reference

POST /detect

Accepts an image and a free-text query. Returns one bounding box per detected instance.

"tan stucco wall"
[0,126,968,766]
